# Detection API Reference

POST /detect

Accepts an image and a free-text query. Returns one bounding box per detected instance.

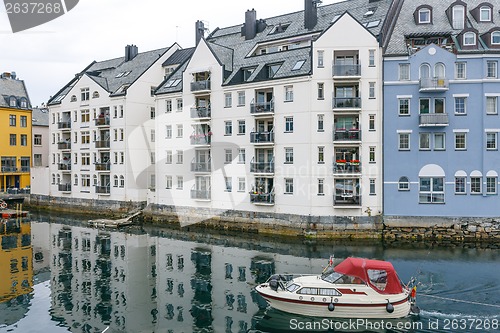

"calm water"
[0,214,499,333]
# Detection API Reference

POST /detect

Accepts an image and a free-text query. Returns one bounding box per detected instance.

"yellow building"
[0,72,32,192]
[0,221,33,302]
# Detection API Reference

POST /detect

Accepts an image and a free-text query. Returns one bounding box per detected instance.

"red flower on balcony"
[336,159,346,164]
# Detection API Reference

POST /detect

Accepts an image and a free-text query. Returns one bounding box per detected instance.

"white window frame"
[463,32,476,46]
[486,132,497,150]
[399,64,410,81]
[455,62,466,79]
[486,96,498,115]
[284,178,294,194]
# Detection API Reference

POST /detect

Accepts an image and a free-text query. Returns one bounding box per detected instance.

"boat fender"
[328,302,335,312]
[386,301,394,313]
[410,304,420,314]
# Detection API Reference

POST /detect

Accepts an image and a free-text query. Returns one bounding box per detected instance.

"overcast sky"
[0,0,339,107]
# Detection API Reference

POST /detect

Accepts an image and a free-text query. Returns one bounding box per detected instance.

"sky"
[0,0,340,107]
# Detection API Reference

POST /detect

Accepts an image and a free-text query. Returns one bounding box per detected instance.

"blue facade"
[384,44,500,217]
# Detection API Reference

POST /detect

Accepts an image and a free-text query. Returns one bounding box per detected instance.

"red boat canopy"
[334,257,404,295]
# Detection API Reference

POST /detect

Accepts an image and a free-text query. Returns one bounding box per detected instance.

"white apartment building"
[45,44,179,204]
[155,0,389,219]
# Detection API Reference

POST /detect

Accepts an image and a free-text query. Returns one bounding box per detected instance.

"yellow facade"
[0,221,33,302]
[0,106,32,192]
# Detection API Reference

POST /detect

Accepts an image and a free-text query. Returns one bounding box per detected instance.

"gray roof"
[155,61,189,95]
[0,76,31,109]
[48,46,172,105]
[162,48,195,66]
[204,0,392,86]
[385,0,500,56]
[32,107,49,126]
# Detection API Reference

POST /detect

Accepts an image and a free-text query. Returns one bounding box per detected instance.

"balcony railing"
[333,161,362,174]
[191,80,211,92]
[95,140,110,149]
[190,106,211,119]
[250,100,274,114]
[57,142,71,150]
[250,160,274,173]
[190,134,211,145]
[333,97,361,109]
[332,64,361,77]
[58,183,71,192]
[419,113,449,127]
[250,192,275,205]
[191,159,211,173]
[1,166,17,173]
[333,129,361,141]
[334,194,361,206]
[57,121,71,129]
[95,118,110,126]
[95,185,111,194]
[191,189,211,200]
[58,163,71,171]
[250,131,274,144]
[95,163,111,171]
[419,78,449,91]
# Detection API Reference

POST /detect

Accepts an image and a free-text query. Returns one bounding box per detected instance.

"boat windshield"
[321,266,364,284]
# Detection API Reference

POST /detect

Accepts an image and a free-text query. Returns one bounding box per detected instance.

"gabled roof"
[155,48,196,95]
[385,0,500,56]
[48,46,172,105]
[0,76,31,109]
[205,0,392,86]
[162,47,195,67]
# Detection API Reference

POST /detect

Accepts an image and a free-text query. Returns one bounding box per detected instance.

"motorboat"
[255,257,419,319]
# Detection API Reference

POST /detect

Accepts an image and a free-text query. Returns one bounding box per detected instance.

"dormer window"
[242,67,256,81]
[269,23,290,35]
[9,96,17,107]
[492,31,500,45]
[452,5,465,29]
[20,98,27,108]
[419,8,431,24]
[267,63,282,78]
[463,32,476,46]
[480,6,491,21]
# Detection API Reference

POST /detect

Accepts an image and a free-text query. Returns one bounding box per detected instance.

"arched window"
[74,174,78,186]
[20,98,27,108]
[419,63,431,79]
[119,175,125,188]
[434,63,445,78]
[52,174,56,185]
[480,6,492,22]
[9,96,17,107]
[418,8,431,24]
[114,175,119,187]
[56,174,61,185]
[452,5,465,29]
[463,32,476,46]
[93,175,98,186]
[492,31,500,45]
[398,177,410,191]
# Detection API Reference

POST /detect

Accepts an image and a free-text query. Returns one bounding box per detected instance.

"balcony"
[95,140,110,149]
[333,129,361,141]
[190,134,211,146]
[95,185,111,194]
[58,183,71,192]
[191,159,211,173]
[190,106,211,119]
[250,160,274,174]
[334,194,361,207]
[419,78,449,92]
[250,192,275,205]
[332,64,361,77]
[419,113,449,127]
[191,80,211,92]
[250,101,274,115]
[333,161,361,174]
[57,163,71,171]
[332,97,361,109]
[95,163,110,171]
[95,118,110,126]
[58,142,71,150]
[250,131,274,144]
[58,121,71,130]
[0,167,17,173]
[191,189,211,201]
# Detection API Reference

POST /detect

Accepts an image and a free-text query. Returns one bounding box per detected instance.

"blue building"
[383,0,500,217]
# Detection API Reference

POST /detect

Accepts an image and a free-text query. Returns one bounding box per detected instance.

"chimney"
[305,0,321,30]
[1,72,11,79]
[11,71,16,80]
[195,20,205,45]
[125,44,138,62]
[244,9,257,40]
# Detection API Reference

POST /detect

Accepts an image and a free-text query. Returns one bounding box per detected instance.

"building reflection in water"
[0,219,33,325]
[36,221,324,333]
